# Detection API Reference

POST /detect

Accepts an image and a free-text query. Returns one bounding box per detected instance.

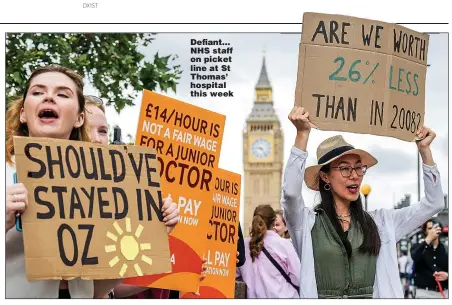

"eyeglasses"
[331,165,368,178]
[85,95,104,105]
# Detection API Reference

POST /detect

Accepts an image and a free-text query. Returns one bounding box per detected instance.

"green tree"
[6,33,181,113]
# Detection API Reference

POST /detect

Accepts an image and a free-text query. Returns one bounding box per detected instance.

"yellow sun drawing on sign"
[105,217,153,277]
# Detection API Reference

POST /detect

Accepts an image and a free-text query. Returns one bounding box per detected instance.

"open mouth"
[347,184,359,194]
[38,109,59,120]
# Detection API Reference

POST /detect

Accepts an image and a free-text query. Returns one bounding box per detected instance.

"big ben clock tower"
[243,55,284,236]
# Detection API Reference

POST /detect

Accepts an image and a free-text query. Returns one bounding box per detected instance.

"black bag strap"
[262,246,299,294]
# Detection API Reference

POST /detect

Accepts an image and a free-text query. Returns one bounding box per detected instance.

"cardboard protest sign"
[13,136,171,280]
[181,169,241,299]
[124,90,226,292]
[295,12,429,142]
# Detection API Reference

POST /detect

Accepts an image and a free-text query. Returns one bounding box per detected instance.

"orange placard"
[124,90,226,292]
[181,168,241,299]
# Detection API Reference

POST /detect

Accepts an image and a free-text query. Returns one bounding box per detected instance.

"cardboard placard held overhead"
[124,90,226,292]
[181,169,242,299]
[13,136,171,280]
[295,12,429,142]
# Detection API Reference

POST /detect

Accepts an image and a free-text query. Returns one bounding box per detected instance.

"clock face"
[251,138,271,158]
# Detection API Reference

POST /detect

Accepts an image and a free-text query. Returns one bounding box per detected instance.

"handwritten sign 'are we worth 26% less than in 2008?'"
[295,12,429,142]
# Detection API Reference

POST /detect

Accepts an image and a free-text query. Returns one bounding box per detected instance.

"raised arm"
[281,107,312,253]
[391,126,444,241]
[281,144,309,231]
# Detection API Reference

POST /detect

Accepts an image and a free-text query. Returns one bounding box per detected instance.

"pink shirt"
[237,230,300,298]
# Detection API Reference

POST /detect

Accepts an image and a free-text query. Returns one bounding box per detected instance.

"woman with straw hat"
[281,106,444,298]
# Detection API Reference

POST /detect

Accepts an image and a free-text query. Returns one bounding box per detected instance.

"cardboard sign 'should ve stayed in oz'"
[13,136,172,281]
[295,12,429,142]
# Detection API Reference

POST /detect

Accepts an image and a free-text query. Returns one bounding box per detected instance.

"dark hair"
[422,219,433,235]
[421,219,441,235]
[249,204,276,262]
[317,164,381,257]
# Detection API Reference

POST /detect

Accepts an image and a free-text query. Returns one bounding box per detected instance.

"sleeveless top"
[311,208,377,298]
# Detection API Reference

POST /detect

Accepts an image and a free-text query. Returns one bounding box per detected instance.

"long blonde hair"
[6,65,90,165]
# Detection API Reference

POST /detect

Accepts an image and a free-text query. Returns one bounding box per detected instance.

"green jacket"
[311,208,377,298]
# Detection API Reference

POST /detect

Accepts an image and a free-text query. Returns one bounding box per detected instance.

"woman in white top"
[281,106,444,298]
[5,66,180,298]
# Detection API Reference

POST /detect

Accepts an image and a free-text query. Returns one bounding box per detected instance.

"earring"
[324,183,331,191]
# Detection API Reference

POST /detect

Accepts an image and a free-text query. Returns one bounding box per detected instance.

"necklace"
[336,213,351,220]
[337,213,351,227]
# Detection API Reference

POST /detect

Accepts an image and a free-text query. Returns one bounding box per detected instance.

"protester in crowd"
[410,219,448,298]
[398,250,411,279]
[281,106,444,298]
[236,204,300,298]
[5,66,179,299]
[398,249,413,298]
[84,95,109,144]
[273,209,290,240]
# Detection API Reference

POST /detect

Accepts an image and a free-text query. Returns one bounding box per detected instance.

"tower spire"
[256,51,271,89]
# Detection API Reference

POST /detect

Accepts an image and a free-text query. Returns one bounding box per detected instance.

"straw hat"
[304,135,378,191]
